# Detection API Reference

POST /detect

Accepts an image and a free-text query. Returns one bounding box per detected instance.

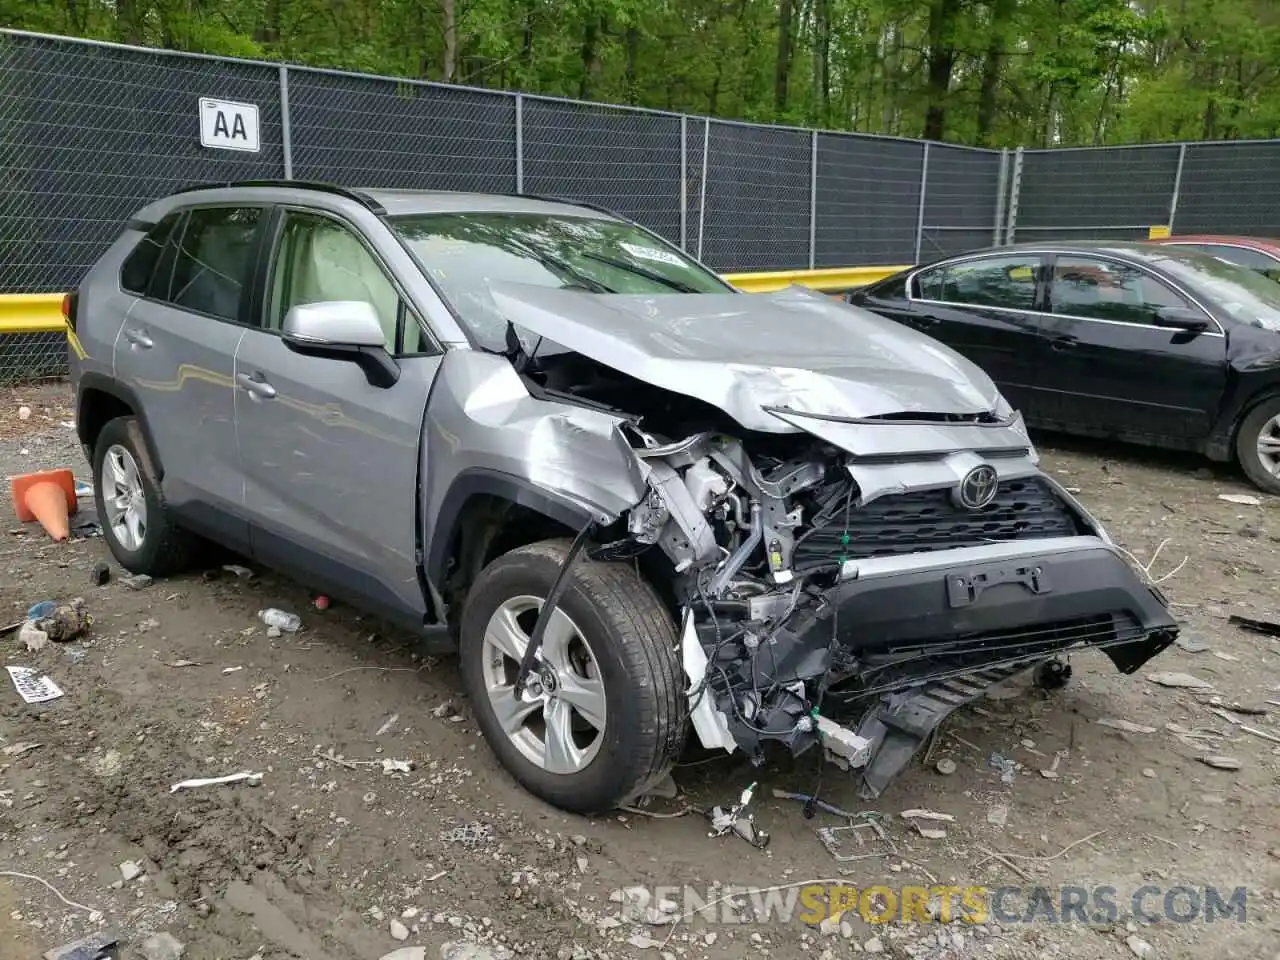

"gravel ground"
[1,382,1279,960]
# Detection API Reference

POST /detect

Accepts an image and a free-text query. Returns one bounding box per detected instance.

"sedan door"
[231,207,443,631]
[894,253,1048,416]
[1031,253,1228,447]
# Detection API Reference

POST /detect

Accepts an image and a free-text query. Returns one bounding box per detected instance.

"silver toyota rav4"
[68,181,1177,813]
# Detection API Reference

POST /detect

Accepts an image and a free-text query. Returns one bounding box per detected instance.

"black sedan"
[849,241,1280,493]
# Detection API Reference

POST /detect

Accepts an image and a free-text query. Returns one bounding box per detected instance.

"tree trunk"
[579,18,603,99]
[624,26,640,103]
[814,0,831,125]
[775,0,794,114]
[115,0,144,43]
[923,0,960,141]
[976,0,1013,146]
[441,0,457,82]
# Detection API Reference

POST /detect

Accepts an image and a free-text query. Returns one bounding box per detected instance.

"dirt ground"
[2,381,1279,960]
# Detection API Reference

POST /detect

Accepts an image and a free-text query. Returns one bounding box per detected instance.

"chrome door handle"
[125,328,153,349]
[236,372,277,399]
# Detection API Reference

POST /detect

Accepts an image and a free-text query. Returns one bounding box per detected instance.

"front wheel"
[1235,397,1280,495]
[459,539,686,814]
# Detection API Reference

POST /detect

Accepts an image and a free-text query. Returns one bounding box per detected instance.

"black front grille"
[794,476,1083,566]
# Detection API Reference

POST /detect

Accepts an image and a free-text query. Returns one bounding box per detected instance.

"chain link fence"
[5,28,1280,383]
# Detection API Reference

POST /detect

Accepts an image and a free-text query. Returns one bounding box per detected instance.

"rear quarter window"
[120,213,183,297]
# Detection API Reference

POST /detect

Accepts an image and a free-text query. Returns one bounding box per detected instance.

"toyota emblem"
[954,465,999,510]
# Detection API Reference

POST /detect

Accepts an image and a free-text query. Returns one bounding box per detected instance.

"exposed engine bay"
[494,291,1179,799]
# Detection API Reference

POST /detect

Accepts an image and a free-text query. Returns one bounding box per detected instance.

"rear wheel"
[92,417,199,576]
[459,538,686,813]
[1235,397,1280,495]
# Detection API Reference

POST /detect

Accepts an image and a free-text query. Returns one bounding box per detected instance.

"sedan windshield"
[390,211,731,348]
[1154,248,1280,331]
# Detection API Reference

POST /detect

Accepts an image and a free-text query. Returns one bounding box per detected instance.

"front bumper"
[790,536,1176,678]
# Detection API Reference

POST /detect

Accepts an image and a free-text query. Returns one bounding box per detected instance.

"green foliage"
[5,0,1280,145]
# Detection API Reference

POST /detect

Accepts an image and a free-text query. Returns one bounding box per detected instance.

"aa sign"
[199,97,261,153]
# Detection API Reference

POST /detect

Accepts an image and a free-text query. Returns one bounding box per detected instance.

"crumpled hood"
[488,283,1002,433]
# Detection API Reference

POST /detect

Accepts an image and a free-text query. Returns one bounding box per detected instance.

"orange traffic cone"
[10,468,78,541]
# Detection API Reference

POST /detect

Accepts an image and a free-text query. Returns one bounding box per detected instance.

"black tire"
[92,417,199,576]
[459,538,686,814]
[1235,397,1280,495]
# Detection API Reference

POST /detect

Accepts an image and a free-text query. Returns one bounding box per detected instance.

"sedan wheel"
[1254,413,1280,478]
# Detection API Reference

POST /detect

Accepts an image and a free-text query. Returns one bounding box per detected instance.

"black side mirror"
[1154,306,1210,333]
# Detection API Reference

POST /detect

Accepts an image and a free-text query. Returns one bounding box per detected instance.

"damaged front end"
[485,285,1179,798]
[603,421,1177,799]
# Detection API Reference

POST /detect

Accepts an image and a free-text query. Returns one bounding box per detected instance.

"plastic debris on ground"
[258,608,301,632]
[989,752,1017,784]
[170,771,264,793]
[706,781,769,849]
[42,930,120,960]
[7,665,65,703]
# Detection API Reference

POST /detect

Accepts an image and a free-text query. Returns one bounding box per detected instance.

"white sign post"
[199,97,261,153]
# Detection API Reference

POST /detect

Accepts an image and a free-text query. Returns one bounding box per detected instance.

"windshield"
[390,211,732,348]
[1153,248,1280,331]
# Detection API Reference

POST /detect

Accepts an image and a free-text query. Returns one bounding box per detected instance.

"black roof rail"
[168,179,386,215]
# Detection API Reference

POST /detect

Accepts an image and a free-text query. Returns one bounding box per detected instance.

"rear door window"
[1049,255,1194,326]
[168,207,264,322]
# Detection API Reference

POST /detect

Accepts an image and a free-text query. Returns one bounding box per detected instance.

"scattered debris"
[989,752,1016,783]
[223,564,254,579]
[137,617,160,634]
[935,758,956,775]
[165,659,200,668]
[1211,650,1240,662]
[17,405,31,420]
[138,932,185,960]
[381,759,414,775]
[90,561,111,586]
[432,700,457,719]
[389,920,410,941]
[122,574,153,589]
[1096,718,1157,734]
[1228,614,1280,638]
[1240,725,1280,746]
[1147,671,1214,690]
[1127,934,1155,959]
[43,931,120,960]
[315,594,331,610]
[770,788,864,819]
[901,808,954,822]
[707,782,769,849]
[864,937,885,954]
[1218,493,1261,506]
[376,713,400,736]
[816,817,893,862]
[258,608,301,632]
[7,665,65,703]
[441,822,493,845]
[2,741,42,757]
[1142,768,1156,778]
[27,599,55,619]
[17,620,49,652]
[119,860,143,882]
[0,870,102,921]
[1198,755,1241,771]
[986,803,1009,827]
[170,771,264,793]
[1174,634,1210,653]
[222,666,243,674]
[91,750,123,777]
[379,950,427,960]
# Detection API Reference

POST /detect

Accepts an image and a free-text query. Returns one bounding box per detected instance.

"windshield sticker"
[620,242,685,268]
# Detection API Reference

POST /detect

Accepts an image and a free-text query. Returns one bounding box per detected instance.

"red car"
[1150,234,1280,280]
